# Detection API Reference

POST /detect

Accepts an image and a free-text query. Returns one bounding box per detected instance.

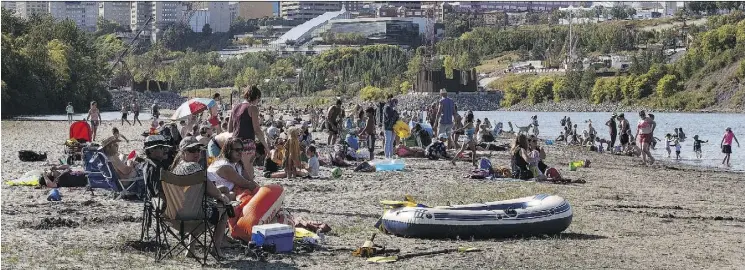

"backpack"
[478,158,492,172]
[19,150,47,162]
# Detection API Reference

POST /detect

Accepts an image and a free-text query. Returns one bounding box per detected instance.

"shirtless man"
[326,98,343,145]
[86,101,102,141]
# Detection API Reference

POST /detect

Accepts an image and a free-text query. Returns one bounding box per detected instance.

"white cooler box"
[251,223,294,253]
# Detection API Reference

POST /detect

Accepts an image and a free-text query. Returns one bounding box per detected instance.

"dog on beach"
[514,123,533,135]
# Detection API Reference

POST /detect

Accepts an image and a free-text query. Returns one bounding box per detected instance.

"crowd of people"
[553,112,740,167]
[59,84,741,258]
[110,90,186,112]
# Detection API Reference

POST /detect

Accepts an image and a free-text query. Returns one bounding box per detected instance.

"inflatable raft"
[229,184,286,242]
[378,194,572,239]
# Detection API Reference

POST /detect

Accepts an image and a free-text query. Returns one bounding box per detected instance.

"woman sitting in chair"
[170,136,233,258]
[206,137,259,198]
[100,136,140,180]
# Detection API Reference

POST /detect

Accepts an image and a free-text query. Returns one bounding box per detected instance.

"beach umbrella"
[171,98,216,120]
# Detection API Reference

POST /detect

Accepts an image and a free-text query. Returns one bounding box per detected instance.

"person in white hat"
[435,88,456,149]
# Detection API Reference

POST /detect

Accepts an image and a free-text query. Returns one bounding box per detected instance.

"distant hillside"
[480,12,745,112]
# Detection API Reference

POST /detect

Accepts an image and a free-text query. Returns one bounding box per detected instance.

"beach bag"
[19,150,47,162]
[478,158,492,172]
[469,169,490,179]
[545,167,562,180]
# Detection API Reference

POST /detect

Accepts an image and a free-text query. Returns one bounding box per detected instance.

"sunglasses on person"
[185,148,201,153]
[232,147,245,152]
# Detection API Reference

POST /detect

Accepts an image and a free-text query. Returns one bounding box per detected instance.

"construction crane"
[105,16,154,88]
[420,3,437,92]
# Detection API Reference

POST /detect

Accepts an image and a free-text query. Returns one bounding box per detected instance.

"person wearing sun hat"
[99,136,140,180]
[141,134,172,198]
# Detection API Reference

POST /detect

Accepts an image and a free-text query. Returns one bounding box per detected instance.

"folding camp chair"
[139,160,167,244]
[157,168,223,265]
[85,149,145,198]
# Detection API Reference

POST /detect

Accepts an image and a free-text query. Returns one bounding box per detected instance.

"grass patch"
[476,52,520,74]
[487,73,542,90]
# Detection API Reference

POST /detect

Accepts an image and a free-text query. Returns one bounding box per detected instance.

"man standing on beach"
[66,102,74,124]
[326,98,343,145]
[606,113,617,151]
[132,99,142,126]
[434,89,456,149]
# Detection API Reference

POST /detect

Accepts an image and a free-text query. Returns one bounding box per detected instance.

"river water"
[17,111,154,121]
[470,111,745,172]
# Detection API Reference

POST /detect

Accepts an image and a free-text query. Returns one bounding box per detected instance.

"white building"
[2,1,19,14]
[99,1,131,30]
[187,2,230,33]
[15,1,49,19]
[49,1,99,32]
[280,1,343,22]
[130,1,153,33]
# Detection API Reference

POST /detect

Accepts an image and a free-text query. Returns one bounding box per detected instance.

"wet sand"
[2,120,744,269]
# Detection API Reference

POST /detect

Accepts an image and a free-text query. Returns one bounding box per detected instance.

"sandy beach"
[2,119,745,269]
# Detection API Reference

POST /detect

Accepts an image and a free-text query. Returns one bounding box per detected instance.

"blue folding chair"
[84,148,145,198]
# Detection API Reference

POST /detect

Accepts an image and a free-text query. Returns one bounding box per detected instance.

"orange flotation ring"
[228,184,285,242]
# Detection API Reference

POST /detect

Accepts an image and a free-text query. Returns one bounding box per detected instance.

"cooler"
[251,224,294,253]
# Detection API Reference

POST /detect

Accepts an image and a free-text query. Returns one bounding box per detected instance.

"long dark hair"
[219,137,244,163]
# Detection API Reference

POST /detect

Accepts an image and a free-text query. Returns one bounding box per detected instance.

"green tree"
[655,74,679,98]
[235,66,261,89]
[202,24,212,35]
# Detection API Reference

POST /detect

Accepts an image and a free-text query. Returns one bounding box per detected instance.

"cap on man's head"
[144,134,170,150]
[438,133,448,140]
[179,136,204,151]
[439,89,447,94]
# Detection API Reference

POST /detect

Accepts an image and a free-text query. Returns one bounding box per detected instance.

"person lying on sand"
[42,165,87,188]
[395,143,426,158]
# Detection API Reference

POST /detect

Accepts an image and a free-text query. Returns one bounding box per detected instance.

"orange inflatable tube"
[229,184,285,242]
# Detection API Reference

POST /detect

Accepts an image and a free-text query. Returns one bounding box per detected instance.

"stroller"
[64,121,92,165]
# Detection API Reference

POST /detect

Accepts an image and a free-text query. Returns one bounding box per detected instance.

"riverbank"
[2,120,744,269]
[500,100,745,114]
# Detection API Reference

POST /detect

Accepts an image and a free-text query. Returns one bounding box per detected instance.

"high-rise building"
[1,1,19,14]
[49,1,99,32]
[229,2,238,22]
[188,2,230,33]
[99,1,131,30]
[130,1,153,33]
[280,1,343,22]
[15,1,49,19]
[238,1,274,19]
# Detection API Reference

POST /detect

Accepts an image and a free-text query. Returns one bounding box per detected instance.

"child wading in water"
[665,134,673,158]
[692,135,708,159]
[674,138,682,160]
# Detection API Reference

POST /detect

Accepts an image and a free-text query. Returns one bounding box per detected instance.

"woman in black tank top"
[228,86,267,181]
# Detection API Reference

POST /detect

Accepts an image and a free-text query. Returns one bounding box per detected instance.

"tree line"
[1,9,114,117]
